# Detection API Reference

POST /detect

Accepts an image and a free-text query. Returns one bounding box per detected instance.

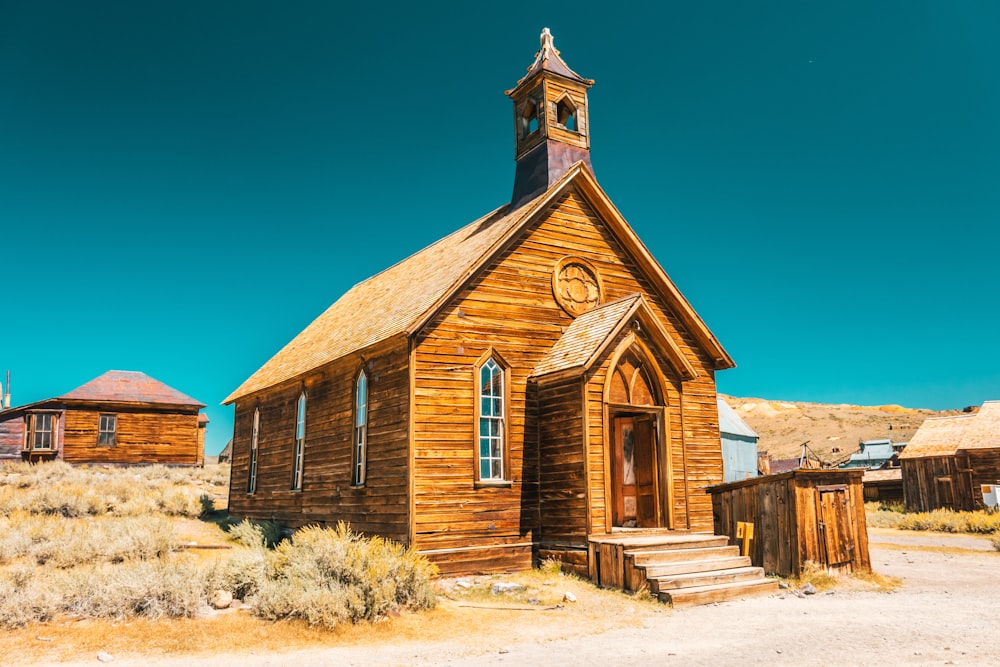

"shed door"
[817,486,854,570]
[612,415,657,528]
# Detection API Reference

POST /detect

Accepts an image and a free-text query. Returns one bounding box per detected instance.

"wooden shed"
[709,469,871,577]
[223,29,760,594]
[900,401,1000,512]
[0,370,206,466]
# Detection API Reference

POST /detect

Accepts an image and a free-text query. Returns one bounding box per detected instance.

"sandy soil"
[51,530,1000,667]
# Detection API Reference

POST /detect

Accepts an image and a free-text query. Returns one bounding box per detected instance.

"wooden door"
[612,415,657,528]
[817,486,854,570]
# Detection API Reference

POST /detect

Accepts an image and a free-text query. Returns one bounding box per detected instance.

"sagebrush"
[0,465,437,630]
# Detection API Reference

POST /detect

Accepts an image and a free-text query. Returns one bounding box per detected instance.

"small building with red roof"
[0,370,206,466]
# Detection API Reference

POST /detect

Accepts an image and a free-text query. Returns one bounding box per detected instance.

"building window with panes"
[352,371,368,487]
[247,407,260,494]
[29,413,55,450]
[477,357,506,482]
[292,391,306,491]
[98,414,117,446]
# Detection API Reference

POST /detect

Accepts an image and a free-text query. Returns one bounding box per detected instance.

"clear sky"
[2,2,998,456]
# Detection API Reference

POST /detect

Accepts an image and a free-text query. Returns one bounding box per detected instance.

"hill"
[720,395,969,463]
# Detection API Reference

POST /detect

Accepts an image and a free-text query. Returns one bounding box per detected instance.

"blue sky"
[2,2,998,455]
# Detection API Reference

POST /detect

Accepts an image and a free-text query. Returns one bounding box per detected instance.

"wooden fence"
[708,469,871,577]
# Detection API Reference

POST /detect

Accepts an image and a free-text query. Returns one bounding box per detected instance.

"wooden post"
[736,521,754,557]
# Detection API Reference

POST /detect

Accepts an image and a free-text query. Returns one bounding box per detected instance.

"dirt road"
[53,529,1000,667]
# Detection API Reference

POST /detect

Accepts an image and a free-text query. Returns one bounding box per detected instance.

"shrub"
[227,519,284,549]
[205,548,268,600]
[248,523,437,628]
[0,514,176,567]
[895,509,1000,534]
[58,558,206,621]
[0,566,60,628]
[0,463,208,519]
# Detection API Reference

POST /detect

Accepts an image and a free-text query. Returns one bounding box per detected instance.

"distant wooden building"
[899,401,1000,512]
[224,30,738,577]
[717,397,759,482]
[0,371,206,466]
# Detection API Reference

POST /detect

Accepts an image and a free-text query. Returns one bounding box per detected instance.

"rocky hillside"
[721,395,968,463]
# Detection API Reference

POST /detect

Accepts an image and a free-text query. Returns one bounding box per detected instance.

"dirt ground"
[44,529,1000,667]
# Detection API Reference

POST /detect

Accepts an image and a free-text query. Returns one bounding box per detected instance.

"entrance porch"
[588,529,778,607]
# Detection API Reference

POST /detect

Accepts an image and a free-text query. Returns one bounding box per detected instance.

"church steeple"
[506,28,594,209]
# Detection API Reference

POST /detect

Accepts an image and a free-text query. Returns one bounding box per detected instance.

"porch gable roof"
[530,293,698,383]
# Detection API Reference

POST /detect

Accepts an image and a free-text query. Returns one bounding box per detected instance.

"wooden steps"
[590,531,779,608]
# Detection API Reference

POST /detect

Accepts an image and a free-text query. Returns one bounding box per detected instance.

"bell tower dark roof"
[506,29,595,210]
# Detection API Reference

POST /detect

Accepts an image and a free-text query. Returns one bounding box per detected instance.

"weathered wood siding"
[965,449,1000,509]
[61,407,200,465]
[0,416,25,461]
[536,376,588,565]
[901,456,974,512]
[709,469,871,577]
[412,187,724,572]
[229,338,410,543]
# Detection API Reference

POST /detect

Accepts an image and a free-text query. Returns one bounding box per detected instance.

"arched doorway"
[606,343,668,528]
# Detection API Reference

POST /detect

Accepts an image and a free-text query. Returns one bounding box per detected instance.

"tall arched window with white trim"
[292,391,306,490]
[247,407,260,494]
[477,357,506,481]
[352,370,368,486]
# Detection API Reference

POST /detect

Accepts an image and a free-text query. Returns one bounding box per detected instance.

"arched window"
[477,357,506,481]
[352,370,368,486]
[292,391,306,490]
[556,97,577,131]
[608,348,659,406]
[247,407,260,494]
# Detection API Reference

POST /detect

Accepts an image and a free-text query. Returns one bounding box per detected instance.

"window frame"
[291,390,306,491]
[351,369,369,487]
[28,412,56,450]
[98,414,117,447]
[247,406,260,494]
[475,350,510,486]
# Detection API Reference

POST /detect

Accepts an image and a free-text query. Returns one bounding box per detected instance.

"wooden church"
[225,31,762,599]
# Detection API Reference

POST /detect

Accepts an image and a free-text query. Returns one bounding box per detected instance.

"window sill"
[475,480,512,489]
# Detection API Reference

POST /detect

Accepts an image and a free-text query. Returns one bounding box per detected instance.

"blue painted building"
[840,438,901,470]
[718,397,760,482]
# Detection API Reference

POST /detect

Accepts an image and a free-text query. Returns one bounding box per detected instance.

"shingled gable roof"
[530,293,698,382]
[60,370,204,408]
[225,163,734,404]
[959,401,1000,450]
[898,414,976,459]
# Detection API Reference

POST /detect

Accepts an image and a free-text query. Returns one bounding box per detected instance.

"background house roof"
[717,397,758,439]
[898,414,976,459]
[60,370,204,407]
[959,400,1000,450]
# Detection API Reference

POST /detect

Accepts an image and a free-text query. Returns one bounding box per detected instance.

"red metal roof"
[60,371,204,407]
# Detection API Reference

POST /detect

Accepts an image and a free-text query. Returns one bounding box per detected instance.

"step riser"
[630,546,739,566]
[658,580,779,608]
[640,556,751,577]
[650,568,765,594]
[623,537,729,552]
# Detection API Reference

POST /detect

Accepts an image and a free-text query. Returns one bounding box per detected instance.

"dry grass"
[865,503,1000,534]
[787,561,902,593]
[0,566,664,665]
